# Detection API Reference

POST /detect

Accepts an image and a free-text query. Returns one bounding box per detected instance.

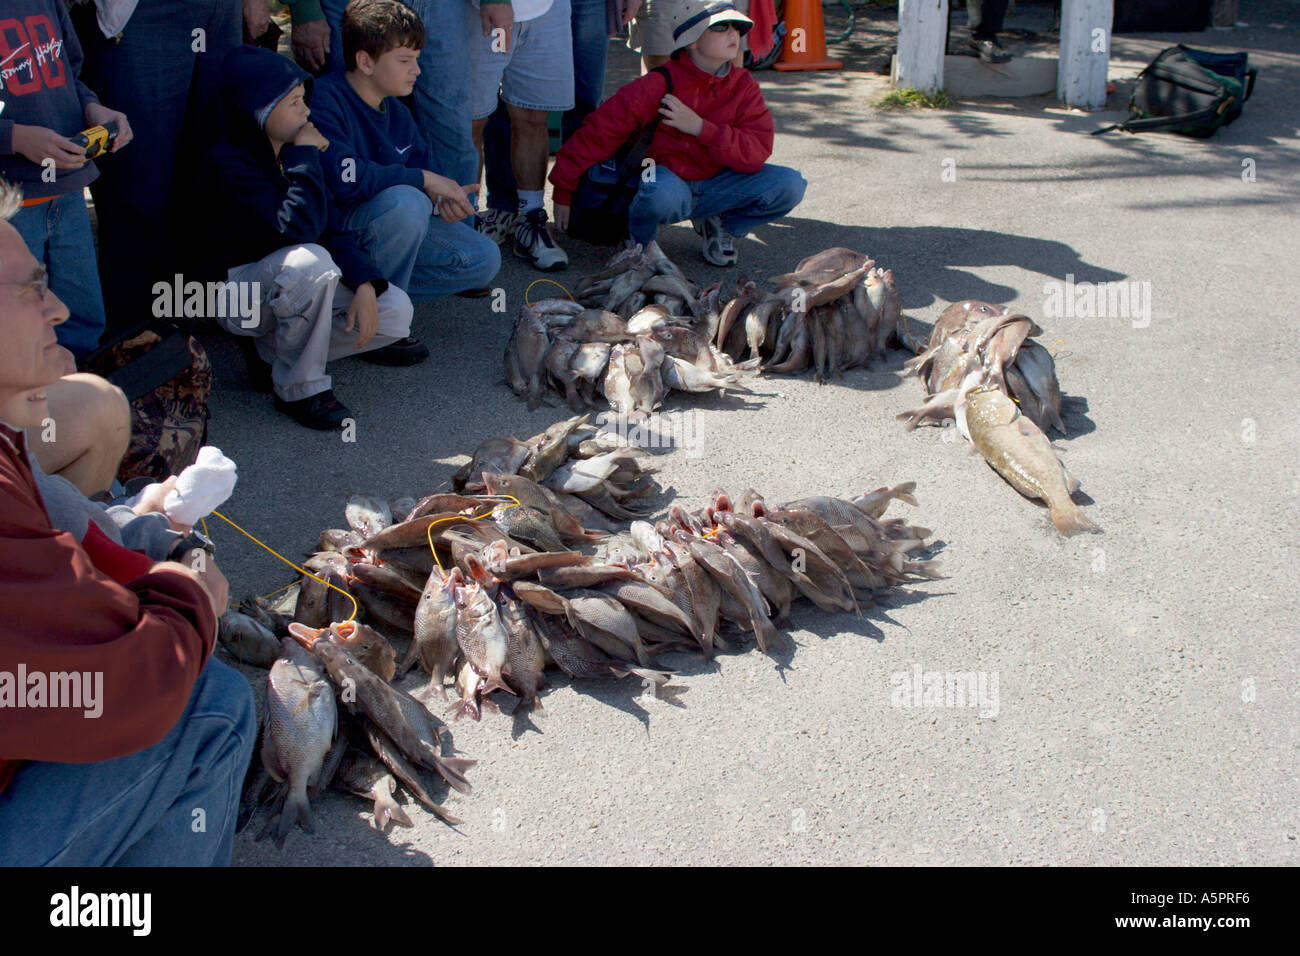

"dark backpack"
[83,321,212,485]
[566,66,673,247]
[1095,45,1256,138]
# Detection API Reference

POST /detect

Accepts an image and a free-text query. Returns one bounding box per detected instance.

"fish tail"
[267,784,314,847]
[1050,501,1101,536]
[893,482,919,507]
[903,558,944,580]
[375,794,413,830]
[436,757,476,794]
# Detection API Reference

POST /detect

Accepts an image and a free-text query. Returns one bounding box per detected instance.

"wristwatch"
[166,528,216,561]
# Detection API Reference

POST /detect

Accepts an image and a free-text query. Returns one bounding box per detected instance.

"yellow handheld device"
[72,121,119,159]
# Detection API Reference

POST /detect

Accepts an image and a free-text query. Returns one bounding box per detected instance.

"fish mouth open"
[287,622,326,648]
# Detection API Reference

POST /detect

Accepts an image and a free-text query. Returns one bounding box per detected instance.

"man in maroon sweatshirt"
[0,179,255,866]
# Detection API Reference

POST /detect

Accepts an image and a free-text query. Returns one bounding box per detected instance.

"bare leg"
[505,104,550,191]
[471,117,489,187]
[641,53,669,75]
[29,373,130,496]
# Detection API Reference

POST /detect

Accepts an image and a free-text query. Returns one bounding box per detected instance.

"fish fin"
[630,667,671,685]
[481,677,518,697]
[428,803,463,826]
[893,482,919,507]
[1050,502,1101,536]
[395,637,420,678]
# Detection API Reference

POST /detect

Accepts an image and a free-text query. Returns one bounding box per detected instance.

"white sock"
[518,190,545,215]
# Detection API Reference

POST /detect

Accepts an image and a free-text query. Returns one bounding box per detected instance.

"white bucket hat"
[669,1,754,52]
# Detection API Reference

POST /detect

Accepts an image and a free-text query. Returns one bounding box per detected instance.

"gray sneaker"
[476,208,518,246]
[514,208,568,271]
[693,216,737,267]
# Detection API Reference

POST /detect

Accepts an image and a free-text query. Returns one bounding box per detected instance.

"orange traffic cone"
[773,0,843,72]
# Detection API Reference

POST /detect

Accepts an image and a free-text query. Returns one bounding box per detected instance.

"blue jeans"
[342,185,501,301]
[627,165,808,245]
[0,657,256,866]
[485,0,608,212]
[322,0,479,188]
[11,193,108,357]
[75,0,240,333]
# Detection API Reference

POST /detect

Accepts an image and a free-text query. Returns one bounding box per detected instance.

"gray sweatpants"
[223,244,413,402]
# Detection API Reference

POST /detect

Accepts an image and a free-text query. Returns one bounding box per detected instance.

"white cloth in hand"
[164,446,238,526]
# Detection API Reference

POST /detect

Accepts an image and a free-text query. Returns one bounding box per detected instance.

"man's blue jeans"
[484,0,609,212]
[628,165,808,246]
[11,193,108,357]
[321,0,479,188]
[0,657,256,866]
[76,0,240,333]
[342,185,501,301]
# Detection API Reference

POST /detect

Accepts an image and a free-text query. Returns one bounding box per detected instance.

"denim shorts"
[467,0,575,119]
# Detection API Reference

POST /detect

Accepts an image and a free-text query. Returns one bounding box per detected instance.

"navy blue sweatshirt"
[0,0,101,200]
[201,47,384,291]
[307,72,439,209]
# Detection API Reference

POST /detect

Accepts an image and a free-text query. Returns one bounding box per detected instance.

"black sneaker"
[967,36,1011,64]
[513,208,568,271]
[273,389,352,430]
[236,336,273,393]
[356,335,430,366]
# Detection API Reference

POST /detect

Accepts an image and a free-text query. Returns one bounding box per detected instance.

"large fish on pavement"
[960,385,1099,536]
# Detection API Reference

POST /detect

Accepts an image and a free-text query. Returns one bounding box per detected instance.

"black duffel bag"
[566,66,673,246]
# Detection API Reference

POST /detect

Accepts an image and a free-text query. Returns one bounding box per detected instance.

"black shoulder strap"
[618,66,674,175]
[1093,98,1231,135]
[655,63,674,96]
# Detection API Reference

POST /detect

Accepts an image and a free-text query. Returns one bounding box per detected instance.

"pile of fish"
[711,247,904,381]
[223,418,942,841]
[505,240,754,415]
[896,300,1099,536]
[235,617,475,846]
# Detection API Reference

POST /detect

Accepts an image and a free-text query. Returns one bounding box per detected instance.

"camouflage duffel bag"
[84,321,212,485]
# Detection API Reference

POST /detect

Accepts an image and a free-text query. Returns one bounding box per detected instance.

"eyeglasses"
[0,268,50,300]
[707,22,739,33]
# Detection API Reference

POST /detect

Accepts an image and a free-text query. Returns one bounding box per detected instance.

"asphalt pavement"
[225,6,1300,865]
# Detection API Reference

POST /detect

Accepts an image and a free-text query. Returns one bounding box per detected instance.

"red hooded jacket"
[0,424,216,794]
[549,52,775,206]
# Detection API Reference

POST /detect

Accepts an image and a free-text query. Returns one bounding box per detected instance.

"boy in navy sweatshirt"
[308,0,499,303]
[203,46,421,431]
[0,0,131,357]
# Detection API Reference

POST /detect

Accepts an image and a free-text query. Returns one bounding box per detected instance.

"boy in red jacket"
[549,0,804,266]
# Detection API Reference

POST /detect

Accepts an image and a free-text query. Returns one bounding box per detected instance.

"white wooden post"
[894,0,948,95]
[1212,0,1239,28]
[1057,0,1112,109]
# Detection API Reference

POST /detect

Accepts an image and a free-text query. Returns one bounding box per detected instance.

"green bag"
[1095,45,1256,138]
